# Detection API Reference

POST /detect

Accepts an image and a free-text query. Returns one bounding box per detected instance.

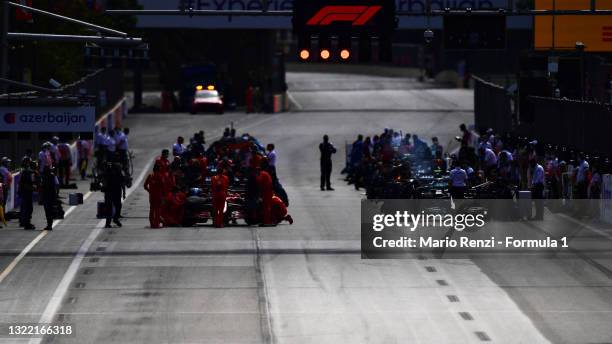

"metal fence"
[473,76,514,135]
[473,75,612,155]
[520,96,612,154]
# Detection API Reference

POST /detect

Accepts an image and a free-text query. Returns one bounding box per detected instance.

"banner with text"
[0,106,96,133]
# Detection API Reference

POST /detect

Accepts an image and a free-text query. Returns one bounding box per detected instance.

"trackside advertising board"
[0,106,96,132]
[535,0,612,52]
[135,0,531,29]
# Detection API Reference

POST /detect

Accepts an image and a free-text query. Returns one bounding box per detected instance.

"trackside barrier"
[6,97,127,212]
[602,174,612,224]
[272,93,290,113]
[473,76,514,135]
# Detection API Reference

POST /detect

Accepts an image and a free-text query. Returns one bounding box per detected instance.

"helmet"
[42,142,52,149]
[1,157,11,166]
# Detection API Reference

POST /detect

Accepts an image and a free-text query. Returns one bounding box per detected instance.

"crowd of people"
[143,128,292,228]
[343,124,607,220]
[2,119,607,231]
[0,127,133,231]
[0,124,295,231]
[93,127,131,175]
[342,128,446,192]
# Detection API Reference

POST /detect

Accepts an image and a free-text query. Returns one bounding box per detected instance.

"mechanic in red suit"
[155,149,170,174]
[144,164,165,228]
[271,195,293,225]
[211,165,229,228]
[162,167,176,194]
[196,153,208,187]
[162,189,186,226]
[255,164,274,226]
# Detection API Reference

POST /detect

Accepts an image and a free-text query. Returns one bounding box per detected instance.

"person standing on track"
[211,165,229,228]
[144,164,165,229]
[105,130,117,163]
[41,167,58,231]
[38,142,53,174]
[77,136,91,180]
[173,136,186,157]
[156,149,170,175]
[266,143,277,177]
[102,162,126,228]
[319,135,337,191]
[116,128,130,173]
[57,138,72,186]
[18,157,36,230]
[449,162,468,199]
[529,159,545,221]
[0,158,12,210]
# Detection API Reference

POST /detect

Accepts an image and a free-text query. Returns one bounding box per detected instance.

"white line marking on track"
[0,231,48,284]
[28,157,155,344]
[286,91,302,110]
[0,192,94,284]
[557,213,612,241]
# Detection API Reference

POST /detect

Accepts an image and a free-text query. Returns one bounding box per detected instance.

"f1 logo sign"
[306,5,382,26]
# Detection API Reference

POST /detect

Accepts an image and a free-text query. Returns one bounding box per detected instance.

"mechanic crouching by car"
[255,163,274,226]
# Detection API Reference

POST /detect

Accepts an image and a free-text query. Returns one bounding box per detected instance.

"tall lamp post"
[575,41,585,100]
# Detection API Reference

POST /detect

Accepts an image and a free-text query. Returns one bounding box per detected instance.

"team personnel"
[41,167,58,231]
[18,158,36,230]
[77,136,91,180]
[271,195,293,225]
[211,165,229,228]
[173,137,186,157]
[106,130,117,162]
[38,142,53,173]
[530,159,545,220]
[449,163,468,199]
[0,158,11,209]
[575,154,589,199]
[430,137,443,157]
[95,127,108,166]
[144,164,165,229]
[57,138,72,186]
[319,135,337,191]
[479,146,498,176]
[103,162,126,228]
[49,136,60,166]
[459,123,472,147]
[156,149,170,174]
[255,164,274,226]
[266,143,277,176]
[116,128,130,172]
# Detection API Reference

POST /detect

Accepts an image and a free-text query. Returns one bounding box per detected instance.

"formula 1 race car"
[181,189,247,227]
[415,177,451,199]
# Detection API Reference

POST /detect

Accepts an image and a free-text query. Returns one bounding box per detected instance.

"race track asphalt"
[0,71,611,343]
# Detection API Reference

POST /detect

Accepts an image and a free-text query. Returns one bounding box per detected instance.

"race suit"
[211,173,229,228]
[144,172,165,228]
[256,170,274,225]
